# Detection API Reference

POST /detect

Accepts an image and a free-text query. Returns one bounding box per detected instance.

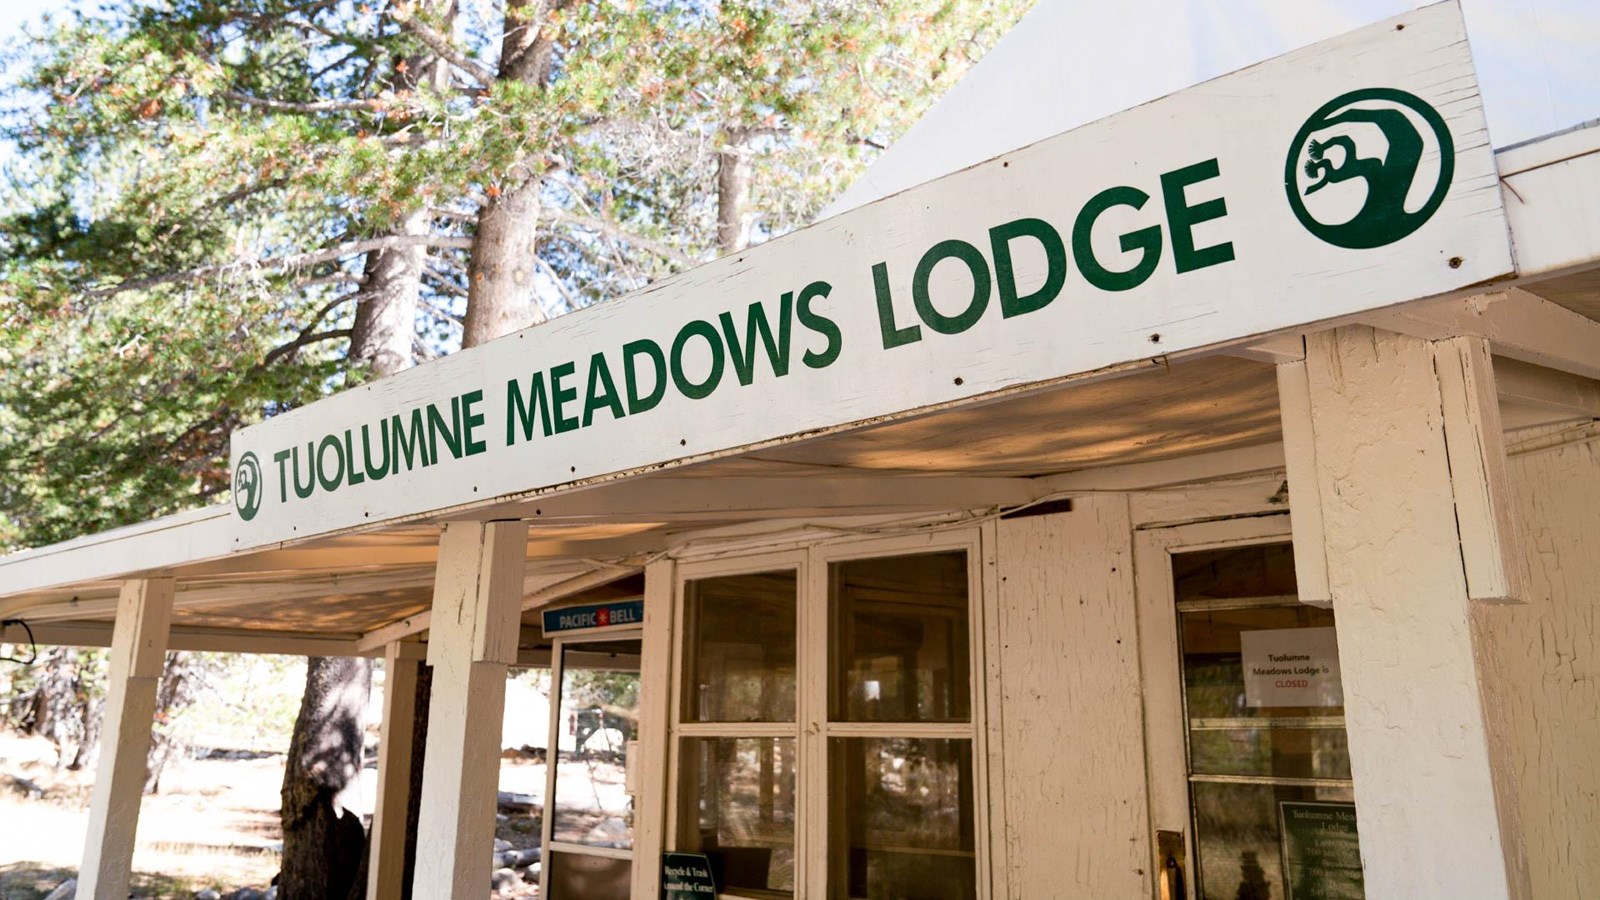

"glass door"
[1171,542,1364,900]
[540,634,642,900]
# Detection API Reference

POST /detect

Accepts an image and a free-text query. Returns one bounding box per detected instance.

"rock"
[43,880,76,900]
[264,888,277,900]
[493,837,513,851]
[195,891,222,900]
[4,773,44,800]
[496,791,537,812]
[224,889,266,900]
[490,867,524,895]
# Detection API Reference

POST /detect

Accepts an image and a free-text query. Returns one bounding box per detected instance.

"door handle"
[1157,830,1186,900]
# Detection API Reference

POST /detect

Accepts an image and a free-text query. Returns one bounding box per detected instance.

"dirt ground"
[0,732,284,899]
[0,732,570,900]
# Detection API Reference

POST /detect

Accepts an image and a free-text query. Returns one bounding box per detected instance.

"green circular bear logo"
[1285,87,1454,249]
[234,451,262,521]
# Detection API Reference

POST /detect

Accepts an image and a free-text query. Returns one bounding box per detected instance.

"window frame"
[668,530,991,900]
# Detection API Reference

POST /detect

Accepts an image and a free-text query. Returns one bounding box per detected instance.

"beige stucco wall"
[1478,429,1600,898]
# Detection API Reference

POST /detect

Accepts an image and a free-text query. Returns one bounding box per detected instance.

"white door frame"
[539,627,645,899]
[1133,511,1295,900]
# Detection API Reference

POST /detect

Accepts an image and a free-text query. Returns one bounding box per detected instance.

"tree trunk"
[463,178,546,347]
[278,656,372,900]
[399,661,433,900]
[349,211,427,377]
[716,140,754,255]
[461,0,569,349]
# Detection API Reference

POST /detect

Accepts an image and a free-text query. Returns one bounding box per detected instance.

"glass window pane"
[551,643,639,848]
[546,849,632,900]
[829,737,976,900]
[830,551,970,723]
[684,570,797,722]
[1174,542,1298,602]
[1191,781,1362,900]
[1180,603,1348,780]
[679,737,797,897]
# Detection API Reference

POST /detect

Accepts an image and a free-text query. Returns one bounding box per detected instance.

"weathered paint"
[1474,427,1600,898]
[1291,325,1526,899]
[411,522,527,899]
[992,500,1151,898]
[76,579,174,900]
[367,641,422,900]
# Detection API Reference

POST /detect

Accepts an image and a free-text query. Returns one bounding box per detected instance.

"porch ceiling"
[0,354,1285,644]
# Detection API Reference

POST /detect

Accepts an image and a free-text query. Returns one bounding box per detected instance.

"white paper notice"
[1240,627,1344,708]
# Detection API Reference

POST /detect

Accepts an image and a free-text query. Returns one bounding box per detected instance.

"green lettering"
[989,217,1067,318]
[670,320,725,401]
[461,389,487,456]
[315,434,344,493]
[507,373,554,444]
[873,262,921,349]
[582,353,626,427]
[1073,185,1162,292]
[797,281,842,369]
[719,292,793,386]
[1161,157,1234,274]
[623,339,668,415]
[273,449,292,503]
[361,422,389,482]
[913,239,992,335]
[550,361,580,433]
[342,429,365,486]
[391,409,430,472]
[426,398,462,461]
[291,443,316,499]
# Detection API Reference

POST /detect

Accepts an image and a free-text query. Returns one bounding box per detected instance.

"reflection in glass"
[546,849,632,900]
[551,646,639,848]
[1180,603,1348,781]
[830,737,976,900]
[830,552,970,723]
[681,737,796,896]
[1191,781,1359,900]
[684,571,798,722]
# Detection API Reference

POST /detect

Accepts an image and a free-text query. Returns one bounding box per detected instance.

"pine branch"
[262,328,353,368]
[544,209,697,268]
[86,235,475,299]
[221,90,388,114]
[388,4,498,87]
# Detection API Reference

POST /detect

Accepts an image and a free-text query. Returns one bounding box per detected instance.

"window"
[677,566,801,897]
[674,541,983,900]
[1173,543,1364,900]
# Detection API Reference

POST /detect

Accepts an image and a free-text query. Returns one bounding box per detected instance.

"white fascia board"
[0,505,239,601]
[1499,124,1600,280]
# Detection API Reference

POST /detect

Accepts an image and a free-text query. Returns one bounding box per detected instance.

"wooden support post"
[1287,326,1529,899]
[410,522,527,900]
[367,640,424,900]
[77,578,174,900]
[628,556,676,900]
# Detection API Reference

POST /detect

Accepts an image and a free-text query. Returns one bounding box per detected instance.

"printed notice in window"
[1240,627,1343,707]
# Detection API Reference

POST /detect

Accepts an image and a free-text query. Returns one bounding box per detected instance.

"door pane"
[829,551,970,723]
[684,570,798,722]
[1192,782,1362,900]
[551,641,640,848]
[1173,543,1365,900]
[1180,604,1349,781]
[546,849,632,900]
[680,737,797,896]
[829,737,976,900]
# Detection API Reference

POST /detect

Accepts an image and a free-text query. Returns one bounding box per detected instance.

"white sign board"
[227,2,1509,548]
[1241,627,1344,708]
